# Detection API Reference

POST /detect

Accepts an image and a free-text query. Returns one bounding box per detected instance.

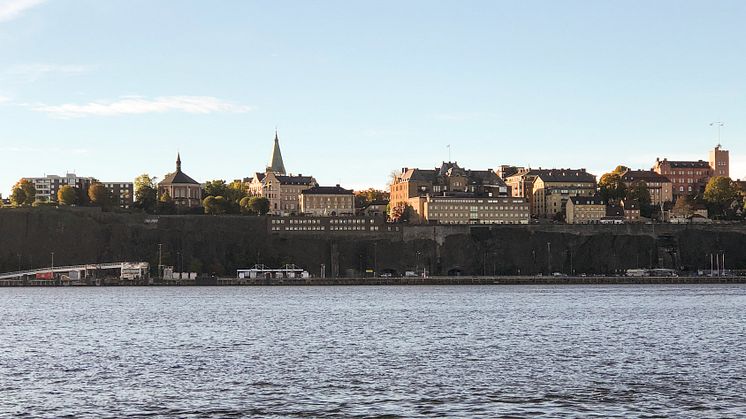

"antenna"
[709,121,724,147]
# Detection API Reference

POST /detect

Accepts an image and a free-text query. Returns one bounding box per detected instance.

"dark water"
[1,285,745,417]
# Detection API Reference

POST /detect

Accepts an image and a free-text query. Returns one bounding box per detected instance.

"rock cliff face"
[1,208,745,276]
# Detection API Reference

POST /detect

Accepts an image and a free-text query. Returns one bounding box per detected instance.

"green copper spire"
[269,130,286,175]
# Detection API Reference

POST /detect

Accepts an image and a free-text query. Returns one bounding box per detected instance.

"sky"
[1,0,745,196]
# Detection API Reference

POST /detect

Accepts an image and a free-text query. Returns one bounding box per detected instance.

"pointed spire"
[176,152,182,172]
[269,130,286,175]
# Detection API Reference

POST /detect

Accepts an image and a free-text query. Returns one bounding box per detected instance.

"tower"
[268,130,287,175]
[709,145,729,177]
[176,152,182,172]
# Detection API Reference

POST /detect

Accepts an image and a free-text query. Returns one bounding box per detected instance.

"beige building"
[390,162,508,216]
[620,169,672,206]
[246,132,317,215]
[621,199,641,222]
[531,169,597,218]
[158,154,202,208]
[566,196,605,224]
[709,144,729,177]
[408,194,530,225]
[299,185,355,216]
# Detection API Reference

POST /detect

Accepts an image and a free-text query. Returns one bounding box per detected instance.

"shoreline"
[2,276,744,287]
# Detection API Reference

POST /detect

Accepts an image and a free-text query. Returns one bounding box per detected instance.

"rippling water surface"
[1,285,745,417]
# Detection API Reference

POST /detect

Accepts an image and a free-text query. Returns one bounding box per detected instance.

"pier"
[0,262,150,286]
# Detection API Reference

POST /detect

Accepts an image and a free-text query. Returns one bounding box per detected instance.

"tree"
[704,176,739,218]
[389,204,412,223]
[10,179,36,206]
[203,196,229,215]
[239,196,255,214]
[598,172,626,204]
[204,180,229,198]
[612,165,630,175]
[57,185,78,205]
[355,188,389,208]
[248,196,270,215]
[156,191,176,214]
[673,195,694,218]
[134,174,158,213]
[88,183,111,207]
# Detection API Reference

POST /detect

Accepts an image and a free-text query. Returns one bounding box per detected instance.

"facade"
[566,196,605,224]
[414,194,530,225]
[246,132,318,215]
[621,199,641,222]
[158,154,202,208]
[709,145,729,177]
[620,169,672,206]
[495,165,525,180]
[390,162,509,216]
[299,185,355,216]
[23,173,133,208]
[531,169,597,218]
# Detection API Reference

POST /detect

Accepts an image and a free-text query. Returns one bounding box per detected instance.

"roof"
[159,153,199,185]
[275,175,315,185]
[570,196,603,205]
[301,185,353,195]
[621,169,670,183]
[536,169,596,183]
[657,159,710,168]
[160,171,200,185]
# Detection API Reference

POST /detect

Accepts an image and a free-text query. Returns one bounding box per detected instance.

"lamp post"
[50,252,54,270]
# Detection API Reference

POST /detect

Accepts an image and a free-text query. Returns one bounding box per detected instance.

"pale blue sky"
[1,0,745,196]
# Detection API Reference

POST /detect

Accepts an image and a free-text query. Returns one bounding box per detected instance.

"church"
[247,132,317,216]
[158,153,202,208]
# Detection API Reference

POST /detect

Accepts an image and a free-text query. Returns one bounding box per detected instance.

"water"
[1,285,745,417]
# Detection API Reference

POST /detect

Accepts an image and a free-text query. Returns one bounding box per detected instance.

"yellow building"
[566,196,605,224]
[299,185,355,216]
[531,169,597,218]
[408,194,530,225]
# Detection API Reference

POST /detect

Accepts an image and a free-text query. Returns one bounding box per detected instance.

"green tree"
[239,196,255,214]
[134,174,158,213]
[156,191,176,214]
[704,176,739,218]
[203,196,229,215]
[10,179,36,206]
[248,196,270,215]
[204,180,229,197]
[88,183,111,207]
[626,181,652,206]
[57,185,78,205]
[598,172,626,204]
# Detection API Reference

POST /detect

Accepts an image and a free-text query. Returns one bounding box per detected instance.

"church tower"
[268,130,287,175]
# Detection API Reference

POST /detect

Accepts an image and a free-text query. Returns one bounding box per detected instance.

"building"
[620,169,672,206]
[603,203,625,224]
[101,182,134,208]
[23,173,133,208]
[495,165,526,180]
[299,185,355,216]
[709,144,729,177]
[269,215,392,234]
[621,199,641,222]
[530,169,597,218]
[390,162,509,215]
[652,158,712,198]
[357,200,389,217]
[566,195,605,224]
[246,132,317,215]
[158,153,202,208]
[414,194,530,225]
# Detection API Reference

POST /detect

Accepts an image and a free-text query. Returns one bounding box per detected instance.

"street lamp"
[51,252,54,270]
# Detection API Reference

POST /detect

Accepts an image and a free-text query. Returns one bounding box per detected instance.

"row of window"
[431,212,529,218]
[270,225,383,232]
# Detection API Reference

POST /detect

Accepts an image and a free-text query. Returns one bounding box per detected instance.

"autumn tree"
[57,185,78,205]
[134,174,158,213]
[598,172,626,204]
[157,191,176,214]
[88,183,111,207]
[10,179,36,206]
[673,195,694,218]
[355,188,389,208]
[703,176,739,218]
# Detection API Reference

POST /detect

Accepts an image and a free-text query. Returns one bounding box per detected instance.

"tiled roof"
[160,170,199,185]
[301,185,353,195]
[537,169,596,183]
[276,175,315,185]
[665,160,710,168]
[621,170,670,183]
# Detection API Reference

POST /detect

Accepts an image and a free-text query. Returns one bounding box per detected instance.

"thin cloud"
[0,95,10,103]
[4,63,94,82]
[0,0,46,22]
[30,96,254,118]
